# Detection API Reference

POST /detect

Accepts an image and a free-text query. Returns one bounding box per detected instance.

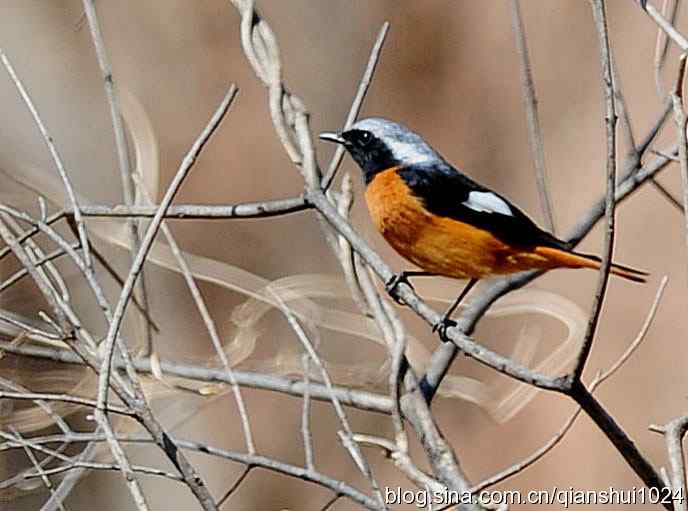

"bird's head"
[320,117,443,184]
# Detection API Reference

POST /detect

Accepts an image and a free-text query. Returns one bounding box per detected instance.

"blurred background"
[0,1,686,509]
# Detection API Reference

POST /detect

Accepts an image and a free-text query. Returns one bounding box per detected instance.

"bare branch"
[301,354,315,472]
[274,292,385,505]
[69,197,309,219]
[0,342,394,414]
[134,179,256,454]
[651,176,684,211]
[95,412,151,511]
[653,0,681,99]
[510,0,556,232]
[321,22,390,190]
[572,0,618,381]
[0,391,134,417]
[0,50,93,269]
[2,2,683,508]
[650,416,688,511]
[81,0,154,356]
[671,54,688,282]
[8,427,68,511]
[472,276,668,493]
[3,432,383,510]
[639,0,688,50]
[420,135,676,401]
[217,467,252,508]
[97,85,238,416]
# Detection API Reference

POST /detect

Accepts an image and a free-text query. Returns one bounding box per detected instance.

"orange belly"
[364,168,553,279]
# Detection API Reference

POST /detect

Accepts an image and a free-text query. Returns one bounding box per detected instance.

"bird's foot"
[432,316,457,341]
[385,273,415,305]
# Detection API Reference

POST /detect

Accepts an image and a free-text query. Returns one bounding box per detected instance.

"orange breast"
[364,168,553,279]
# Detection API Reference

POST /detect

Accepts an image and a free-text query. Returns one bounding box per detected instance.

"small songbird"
[320,118,647,335]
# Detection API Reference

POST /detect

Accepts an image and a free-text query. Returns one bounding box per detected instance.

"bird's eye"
[355,131,372,147]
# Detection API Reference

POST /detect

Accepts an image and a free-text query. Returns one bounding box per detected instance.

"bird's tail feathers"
[534,246,648,283]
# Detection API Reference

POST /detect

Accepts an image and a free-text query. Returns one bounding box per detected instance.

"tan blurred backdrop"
[1,1,687,510]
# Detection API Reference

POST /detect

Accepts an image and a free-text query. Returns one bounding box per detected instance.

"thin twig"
[320,494,341,511]
[134,178,256,454]
[471,276,668,493]
[96,411,152,511]
[273,292,385,505]
[335,173,370,315]
[3,213,71,304]
[2,432,383,510]
[81,0,154,356]
[639,0,688,50]
[2,427,150,510]
[0,50,93,270]
[96,85,238,511]
[0,244,75,294]
[572,0,618,381]
[671,54,688,281]
[39,438,102,511]
[510,0,556,232]
[97,85,238,411]
[217,466,252,508]
[651,176,685,210]
[0,377,72,434]
[0,209,62,261]
[8,427,68,511]
[0,391,134,416]
[301,354,315,471]
[654,0,681,99]
[569,379,668,504]
[18,461,180,483]
[321,22,390,190]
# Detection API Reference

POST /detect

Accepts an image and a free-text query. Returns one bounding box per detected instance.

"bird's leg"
[385,271,435,304]
[433,278,478,341]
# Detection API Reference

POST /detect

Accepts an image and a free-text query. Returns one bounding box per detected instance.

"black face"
[340,129,397,184]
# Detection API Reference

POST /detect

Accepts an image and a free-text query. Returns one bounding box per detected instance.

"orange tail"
[534,246,648,283]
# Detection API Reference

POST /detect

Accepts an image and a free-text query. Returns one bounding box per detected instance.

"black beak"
[319,131,347,145]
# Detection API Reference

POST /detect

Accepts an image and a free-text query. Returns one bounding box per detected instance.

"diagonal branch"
[321,22,390,190]
[0,50,93,269]
[510,0,556,232]
[96,85,238,411]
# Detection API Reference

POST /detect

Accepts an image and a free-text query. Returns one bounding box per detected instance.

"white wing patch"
[384,137,437,165]
[462,191,513,216]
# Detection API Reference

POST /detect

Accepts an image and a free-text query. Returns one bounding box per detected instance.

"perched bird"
[320,118,647,335]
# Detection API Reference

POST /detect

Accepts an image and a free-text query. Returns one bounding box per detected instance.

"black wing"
[396,164,565,250]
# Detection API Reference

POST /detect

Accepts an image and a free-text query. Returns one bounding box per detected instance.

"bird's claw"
[386,273,415,305]
[432,317,457,341]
